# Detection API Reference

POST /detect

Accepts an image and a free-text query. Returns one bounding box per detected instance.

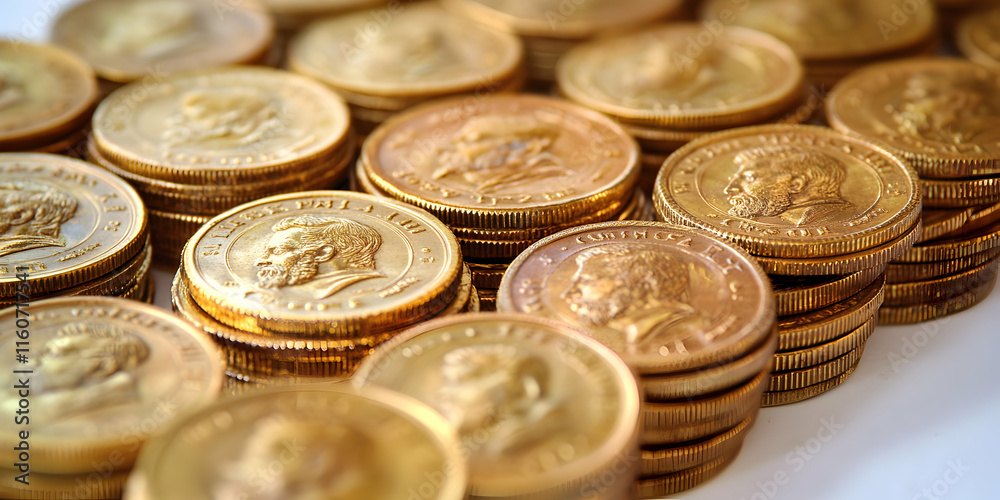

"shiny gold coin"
[467,261,509,291]
[0,468,129,500]
[918,207,976,243]
[768,344,866,392]
[92,66,353,185]
[183,191,464,337]
[289,2,523,99]
[778,275,885,352]
[957,6,1000,69]
[0,297,223,474]
[761,358,861,407]
[258,0,386,30]
[52,0,273,83]
[636,445,739,499]
[0,41,97,150]
[752,222,921,276]
[558,24,804,129]
[476,287,498,311]
[884,257,1000,307]
[641,409,756,477]
[353,313,641,499]
[498,221,776,375]
[896,218,1000,263]
[221,371,350,397]
[887,247,1000,283]
[935,201,1000,241]
[641,367,769,446]
[921,176,1000,208]
[774,318,875,372]
[654,124,922,258]
[0,153,147,297]
[878,273,998,324]
[361,94,640,230]
[827,58,1000,178]
[772,266,885,316]
[125,385,467,500]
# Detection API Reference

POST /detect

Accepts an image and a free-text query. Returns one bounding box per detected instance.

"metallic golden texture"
[884,257,1000,307]
[768,345,866,392]
[761,358,861,407]
[0,469,129,500]
[641,410,757,477]
[777,275,885,352]
[877,274,998,324]
[935,201,1000,241]
[772,266,885,316]
[956,6,1000,69]
[886,247,1000,283]
[921,176,1000,208]
[896,219,1000,263]
[773,318,875,372]
[636,446,740,499]
[918,207,976,243]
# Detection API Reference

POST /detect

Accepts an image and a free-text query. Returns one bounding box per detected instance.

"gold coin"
[884,257,1000,307]
[221,372,351,397]
[0,297,223,474]
[0,153,147,297]
[477,287,498,311]
[921,176,1000,208]
[52,0,273,83]
[957,6,1000,69]
[773,317,875,372]
[827,58,1000,178]
[183,191,464,337]
[896,218,1000,263]
[751,222,921,276]
[641,367,769,446]
[557,24,804,129]
[642,409,756,477]
[772,266,885,316]
[768,344,866,392]
[257,0,386,30]
[497,221,776,375]
[0,41,96,150]
[761,358,861,407]
[352,313,641,499]
[777,275,885,352]
[289,2,523,99]
[935,200,1000,241]
[467,261,509,291]
[92,66,352,185]
[887,247,1000,283]
[361,94,640,230]
[126,385,467,500]
[918,207,976,243]
[636,444,739,499]
[0,468,129,500]
[654,124,922,258]
[878,273,998,324]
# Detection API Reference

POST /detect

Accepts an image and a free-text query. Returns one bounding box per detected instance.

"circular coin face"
[956,7,1000,69]
[352,313,640,498]
[92,66,352,184]
[0,153,146,296]
[653,124,921,258]
[827,58,1000,178]
[0,42,97,149]
[557,24,804,129]
[361,94,640,229]
[497,221,775,374]
[0,297,224,474]
[289,2,523,97]
[51,0,273,83]
[182,191,463,337]
[127,386,466,500]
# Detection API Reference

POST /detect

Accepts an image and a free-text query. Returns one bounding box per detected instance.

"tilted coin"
[934,201,1000,241]
[768,344,866,392]
[920,176,1000,208]
[884,257,1000,307]
[52,0,273,83]
[124,386,467,500]
[827,58,1000,178]
[886,247,1000,283]
[918,207,976,243]
[777,275,885,352]
[0,297,224,474]
[878,274,998,324]
[497,221,776,375]
[957,6,1000,69]
[641,409,757,477]
[761,358,861,407]
[352,313,641,499]
[0,153,146,297]
[896,218,1000,263]
[771,266,885,316]
[773,318,875,372]
[182,191,464,337]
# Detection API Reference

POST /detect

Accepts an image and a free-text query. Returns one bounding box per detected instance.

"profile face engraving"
[354,23,458,80]
[254,215,384,300]
[0,181,78,257]
[98,0,201,58]
[561,244,695,344]
[432,115,573,193]
[162,89,284,148]
[725,146,851,226]
[623,39,724,100]
[887,74,999,151]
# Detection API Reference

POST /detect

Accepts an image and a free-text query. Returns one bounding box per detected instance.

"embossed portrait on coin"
[98,0,201,58]
[886,73,1000,151]
[161,89,284,149]
[213,415,381,500]
[254,215,384,300]
[0,181,78,257]
[622,39,725,101]
[436,344,564,456]
[432,115,574,193]
[725,146,852,226]
[561,244,696,344]
[352,22,459,80]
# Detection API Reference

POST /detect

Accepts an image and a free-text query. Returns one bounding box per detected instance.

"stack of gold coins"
[172,191,477,392]
[827,58,1000,323]
[288,2,526,137]
[495,222,776,498]
[556,24,811,196]
[353,313,641,500]
[654,124,923,405]
[699,0,938,88]
[0,42,97,157]
[0,154,151,306]
[0,297,224,500]
[956,5,1000,70]
[51,0,274,96]
[356,94,642,310]
[123,385,467,500]
[442,0,685,88]
[86,66,356,267]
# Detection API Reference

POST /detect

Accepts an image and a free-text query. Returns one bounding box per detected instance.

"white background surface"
[3,1,999,499]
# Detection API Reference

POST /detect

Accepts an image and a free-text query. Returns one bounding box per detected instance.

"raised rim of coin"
[751,222,921,276]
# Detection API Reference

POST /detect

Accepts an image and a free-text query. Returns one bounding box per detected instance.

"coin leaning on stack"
[827,58,1000,323]
[496,221,777,497]
[352,313,642,500]
[0,154,152,306]
[356,94,644,310]
[173,190,478,392]
[654,124,923,405]
[86,66,356,267]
